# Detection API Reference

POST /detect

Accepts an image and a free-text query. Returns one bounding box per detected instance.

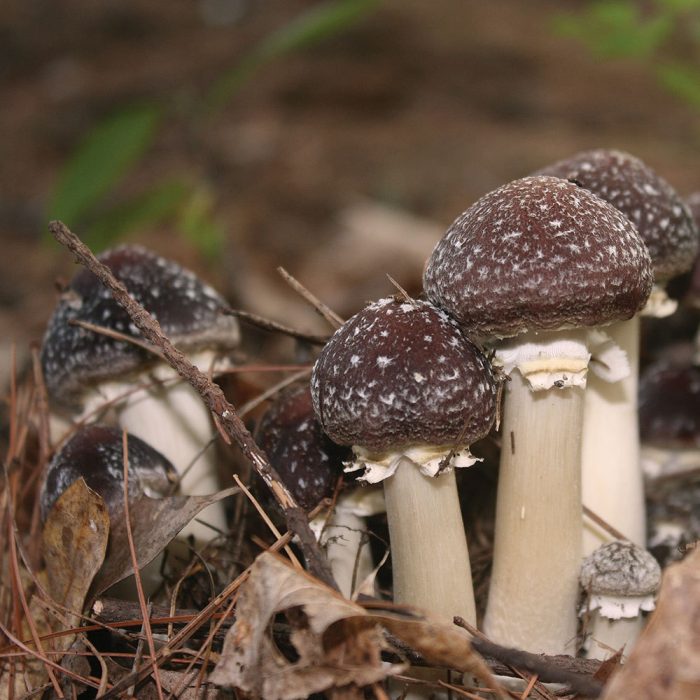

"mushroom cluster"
[33,145,700,686]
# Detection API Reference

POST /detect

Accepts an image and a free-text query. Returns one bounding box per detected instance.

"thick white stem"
[109,379,227,545]
[484,371,583,654]
[581,316,645,553]
[383,456,476,625]
[585,613,644,660]
[321,505,374,599]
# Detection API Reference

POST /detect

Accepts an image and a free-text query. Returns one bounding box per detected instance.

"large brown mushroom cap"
[424,176,653,337]
[41,245,240,409]
[311,297,498,453]
[538,149,699,282]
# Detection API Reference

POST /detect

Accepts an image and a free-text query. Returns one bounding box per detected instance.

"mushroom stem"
[484,370,583,654]
[383,456,476,624]
[582,315,645,553]
[585,611,644,660]
[100,377,227,545]
[320,504,375,599]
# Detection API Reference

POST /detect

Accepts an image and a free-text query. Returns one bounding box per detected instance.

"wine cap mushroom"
[311,296,497,622]
[311,296,498,475]
[40,424,176,521]
[538,149,699,287]
[424,175,653,340]
[41,244,240,410]
[255,384,352,512]
[580,540,661,620]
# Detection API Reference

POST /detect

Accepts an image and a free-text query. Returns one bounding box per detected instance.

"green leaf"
[205,0,380,113]
[656,61,700,109]
[553,1,671,58]
[48,104,162,227]
[81,179,189,250]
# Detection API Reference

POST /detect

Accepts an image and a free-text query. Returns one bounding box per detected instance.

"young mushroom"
[424,175,653,653]
[580,540,661,660]
[41,245,240,544]
[255,384,383,598]
[311,297,498,624]
[40,424,176,522]
[538,150,699,553]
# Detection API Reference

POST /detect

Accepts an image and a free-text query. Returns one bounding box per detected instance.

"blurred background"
[1,0,699,379]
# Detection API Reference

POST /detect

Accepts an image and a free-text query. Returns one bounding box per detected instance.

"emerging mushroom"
[41,245,240,543]
[580,540,661,660]
[424,175,653,653]
[311,297,498,624]
[538,150,699,553]
[255,384,384,598]
[40,424,176,522]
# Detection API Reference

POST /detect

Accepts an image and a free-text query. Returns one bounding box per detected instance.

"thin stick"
[222,307,329,344]
[121,431,164,700]
[233,474,303,569]
[48,220,335,590]
[276,266,344,328]
[386,274,418,306]
[583,504,629,542]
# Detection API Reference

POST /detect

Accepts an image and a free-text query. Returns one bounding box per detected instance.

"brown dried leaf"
[210,553,401,699]
[210,553,505,700]
[91,486,238,595]
[42,477,110,643]
[600,547,700,699]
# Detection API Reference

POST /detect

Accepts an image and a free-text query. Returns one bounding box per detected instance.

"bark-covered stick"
[48,220,337,589]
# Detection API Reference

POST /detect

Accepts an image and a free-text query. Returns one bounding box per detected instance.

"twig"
[276,266,344,328]
[582,504,629,542]
[48,220,336,591]
[122,432,164,700]
[386,274,418,306]
[222,307,329,344]
[453,618,603,698]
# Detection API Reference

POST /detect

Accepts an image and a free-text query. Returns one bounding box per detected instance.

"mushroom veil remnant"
[311,297,497,624]
[41,245,240,544]
[424,175,652,654]
[538,150,699,554]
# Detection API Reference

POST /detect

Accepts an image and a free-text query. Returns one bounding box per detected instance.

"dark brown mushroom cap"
[40,425,177,521]
[639,362,700,449]
[255,384,352,511]
[424,176,653,337]
[311,297,498,453]
[580,541,661,597]
[41,245,239,409]
[538,150,699,282]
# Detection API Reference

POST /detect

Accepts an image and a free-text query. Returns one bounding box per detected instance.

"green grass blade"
[205,0,379,113]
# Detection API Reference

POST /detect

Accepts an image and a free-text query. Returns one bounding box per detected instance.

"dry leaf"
[210,552,504,700]
[91,486,238,594]
[0,480,110,700]
[600,547,700,699]
[42,477,110,644]
[210,553,400,699]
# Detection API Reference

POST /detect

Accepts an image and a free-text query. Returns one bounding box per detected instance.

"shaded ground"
[1,0,698,368]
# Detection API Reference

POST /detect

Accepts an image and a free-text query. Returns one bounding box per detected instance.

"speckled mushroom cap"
[311,297,498,453]
[580,540,661,596]
[424,176,653,337]
[255,384,352,511]
[538,150,698,282]
[41,245,240,409]
[40,425,177,521]
[639,362,700,449]
[580,541,661,597]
